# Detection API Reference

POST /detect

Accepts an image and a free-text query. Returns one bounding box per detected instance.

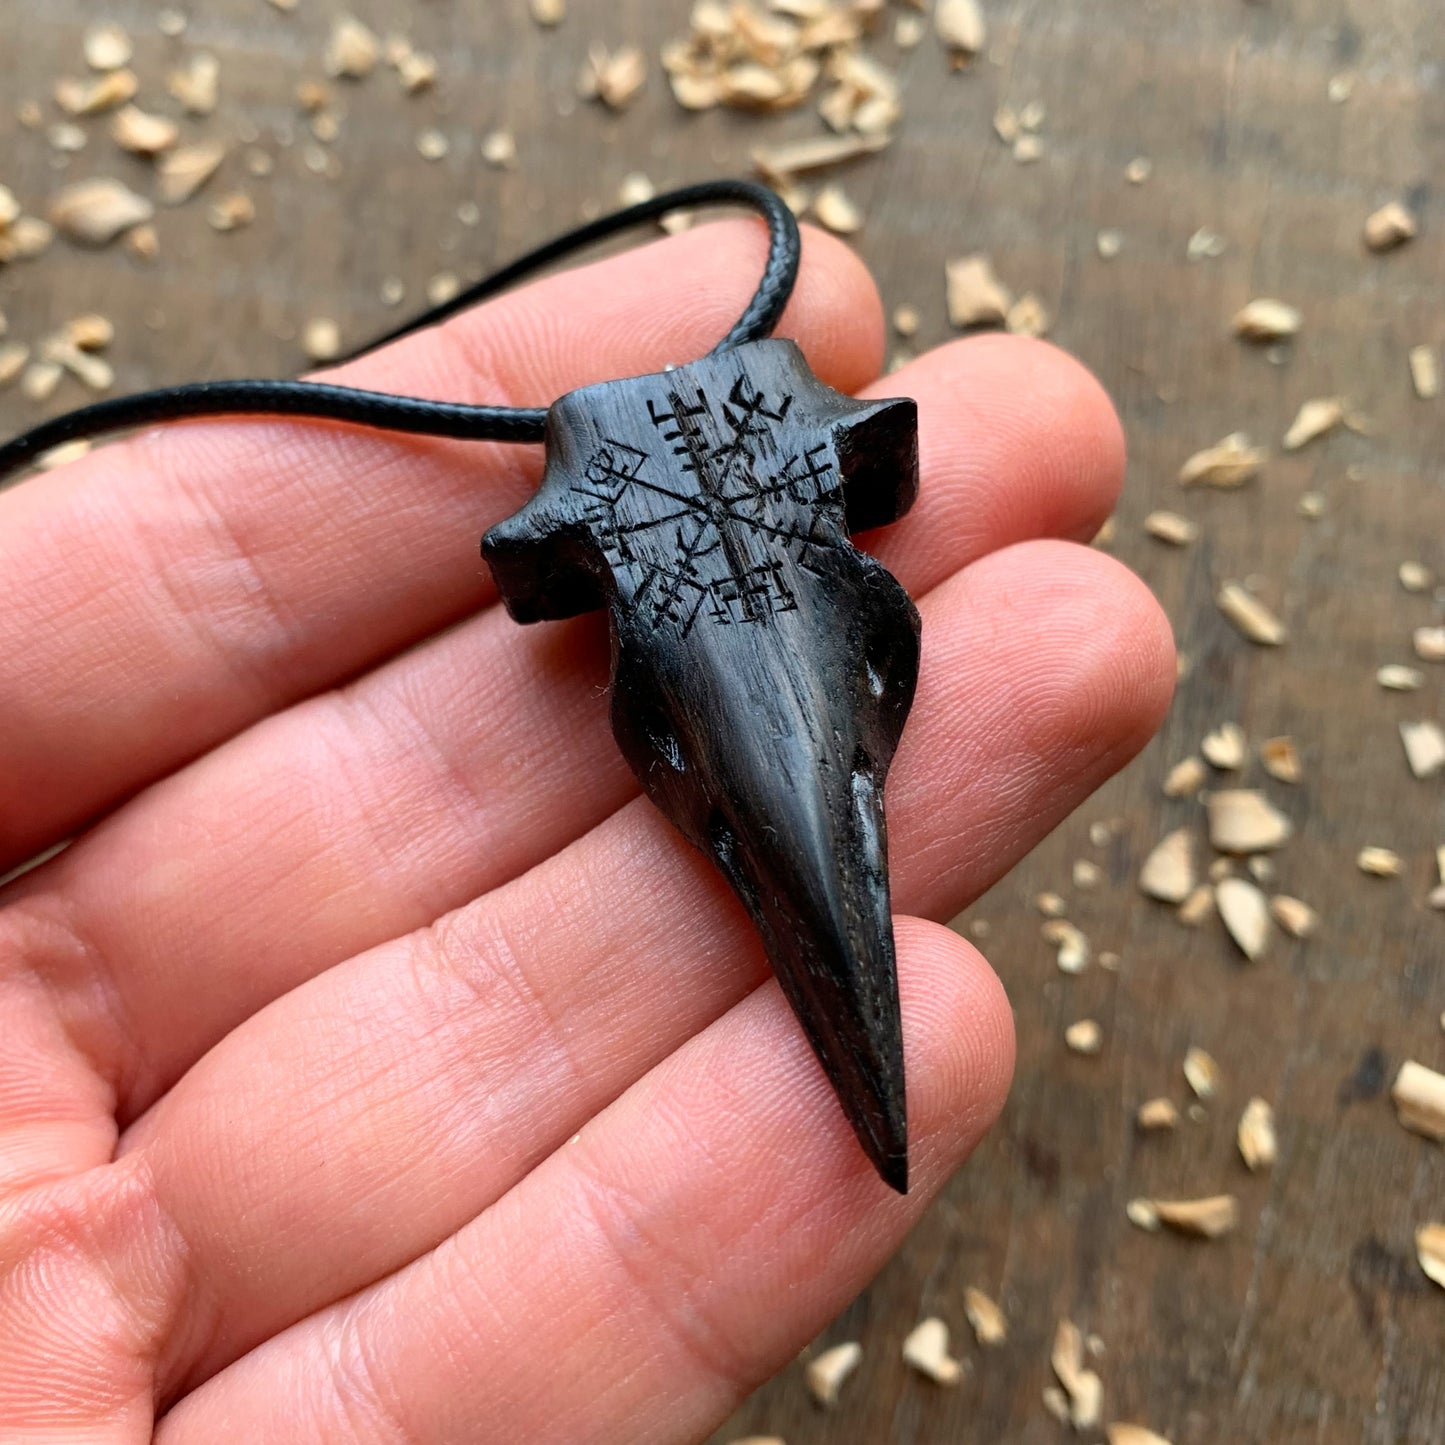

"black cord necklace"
[1,178,922,1193]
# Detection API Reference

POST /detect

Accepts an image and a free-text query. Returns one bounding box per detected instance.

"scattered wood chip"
[110,105,180,157]
[302,317,342,364]
[1184,1046,1219,1099]
[326,16,380,79]
[1378,664,1424,691]
[1180,884,1215,926]
[1179,432,1266,488]
[1107,1426,1173,1445]
[55,69,138,116]
[1401,720,1445,779]
[1327,72,1355,102]
[1051,1320,1104,1429]
[1260,737,1301,784]
[1217,582,1286,646]
[0,343,30,388]
[945,254,1011,328]
[902,1317,964,1384]
[963,1287,1007,1346]
[416,128,449,161]
[1269,894,1318,938]
[893,304,919,338]
[1097,228,1123,260]
[1073,859,1103,890]
[47,177,153,245]
[168,52,220,115]
[1237,1097,1277,1171]
[41,336,113,393]
[1207,790,1292,852]
[1045,919,1090,974]
[22,360,63,402]
[1127,1197,1161,1230]
[1137,1097,1180,1131]
[84,22,133,72]
[896,12,926,48]
[1163,756,1207,798]
[1036,890,1066,917]
[579,43,647,109]
[36,439,93,470]
[158,141,225,204]
[1139,827,1195,903]
[1144,510,1197,546]
[1357,845,1402,877]
[813,184,862,234]
[0,216,53,263]
[1216,877,1271,961]
[804,1340,862,1406]
[1282,396,1344,451]
[1392,1060,1445,1141]
[206,191,255,233]
[1418,1224,1445,1288]
[993,106,1019,143]
[397,50,438,94]
[935,0,986,58]
[1414,626,1445,662]
[1202,722,1246,770]
[1012,134,1044,164]
[1151,1195,1239,1239]
[481,129,516,168]
[1065,1019,1103,1055]
[1005,293,1049,337]
[125,223,158,261]
[531,0,566,25]
[1125,156,1152,185]
[751,133,886,183]
[1233,298,1301,341]
[1364,201,1417,252]
[1409,346,1440,401]
[1187,227,1227,261]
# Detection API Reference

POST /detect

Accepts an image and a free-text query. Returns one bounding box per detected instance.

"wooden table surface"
[3,2,1442,1442]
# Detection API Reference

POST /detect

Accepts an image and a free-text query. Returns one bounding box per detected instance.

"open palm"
[0,222,1172,1443]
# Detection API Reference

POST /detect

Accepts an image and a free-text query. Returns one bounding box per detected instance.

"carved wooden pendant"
[483,339,921,1192]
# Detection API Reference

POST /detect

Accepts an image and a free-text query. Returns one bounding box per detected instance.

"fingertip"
[784,222,885,395]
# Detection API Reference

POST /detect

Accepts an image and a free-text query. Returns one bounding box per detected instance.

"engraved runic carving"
[483,338,922,1192]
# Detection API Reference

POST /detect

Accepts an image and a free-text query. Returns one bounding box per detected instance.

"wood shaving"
[1179,432,1265,488]
[416,128,449,161]
[1217,582,1286,646]
[397,51,438,94]
[1357,845,1401,877]
[1418,1224,1445,1288]
[1232,298,1301,341]
[41,336,113,393]
[1163,756,1207,797]
[1298,492,1325,518]
[1065,1019,1103,1055]
[892,304,919,337]
[1260,736,1301,784]
[1012,134,1044,164]
[1401,720,1445,779]
[302,317,342,364]
[48,122,88,153]
[1051,1319,1104,1429]
[935,0,986,56]
[22,360,63,402]
[207,192,255,232]
[125,223,159,262]
[1202,722,1246,770]
[945,254,1011,328]
[0,343,29,388]
[1327,72,1354,102]
[1044,919,1090,974]
[1125,156,1152,184]
[1363,201,1417,252]
[158,7,188,31]
[1005,294,1049,337]
[751,134,886,183]
[1269,895,1317,938]
[158,141,226,204]
[1096,228,1123,260]
[617,172,654,206]
[1073,859,1103,890]
[1151,1195,1239,1238]
[168,52,220,115]
[1127,1197,1161,1230]
[84,23,133,72]
[895,13,926,48]
[813,184,862,234]
[1414,626,1445,662]
[481,130,517,168]
[1139,827,1194,903]
[992,106,1019,143]
[579,43,647,110]
[55,69,138,116]
[325,16,380,79]
[1378,664,1424,691]
[36,440,93,470]
[0,216,53,263]
[1238,1097,1277,1170]
[902,1317,964,1384]
[1392,1061,1445,1140]
[1137,1097,1180,1131]
[1216,877,1271,961]
[1036,891,1066,917]
[1184,1046,1219,1099]
[427,272,461,306]
[530,0,566,25]
[1144,510,1197,545]
[1187,227,1227,261]
[110,106,180,156]
[804,1340,862,1406]
[1207,790,1292,853]
[1409,345,1439,400]
[66,314,113,350]
[1107,1427,1173,1445]
[1178,883,1213,922]
[47,178,154,245]
[1282,396,1344,451]
[963,1287,1007,1346]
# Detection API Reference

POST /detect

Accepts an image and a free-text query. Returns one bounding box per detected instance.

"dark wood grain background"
[3,2,1442,1442]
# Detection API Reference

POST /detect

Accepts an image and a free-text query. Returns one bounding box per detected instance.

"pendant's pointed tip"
[876,1146,910,1196]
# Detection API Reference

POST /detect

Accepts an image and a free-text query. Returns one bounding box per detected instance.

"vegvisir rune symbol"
[482,339,924,1192]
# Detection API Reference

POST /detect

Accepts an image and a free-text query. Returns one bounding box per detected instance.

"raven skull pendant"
[483,338,921,1192]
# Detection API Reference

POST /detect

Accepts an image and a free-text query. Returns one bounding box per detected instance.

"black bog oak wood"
[483,338,921,1191]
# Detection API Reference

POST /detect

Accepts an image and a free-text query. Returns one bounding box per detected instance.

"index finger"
[0,220,882,870]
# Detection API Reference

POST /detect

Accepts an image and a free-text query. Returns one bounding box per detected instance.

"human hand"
[0,221,1173,1443]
